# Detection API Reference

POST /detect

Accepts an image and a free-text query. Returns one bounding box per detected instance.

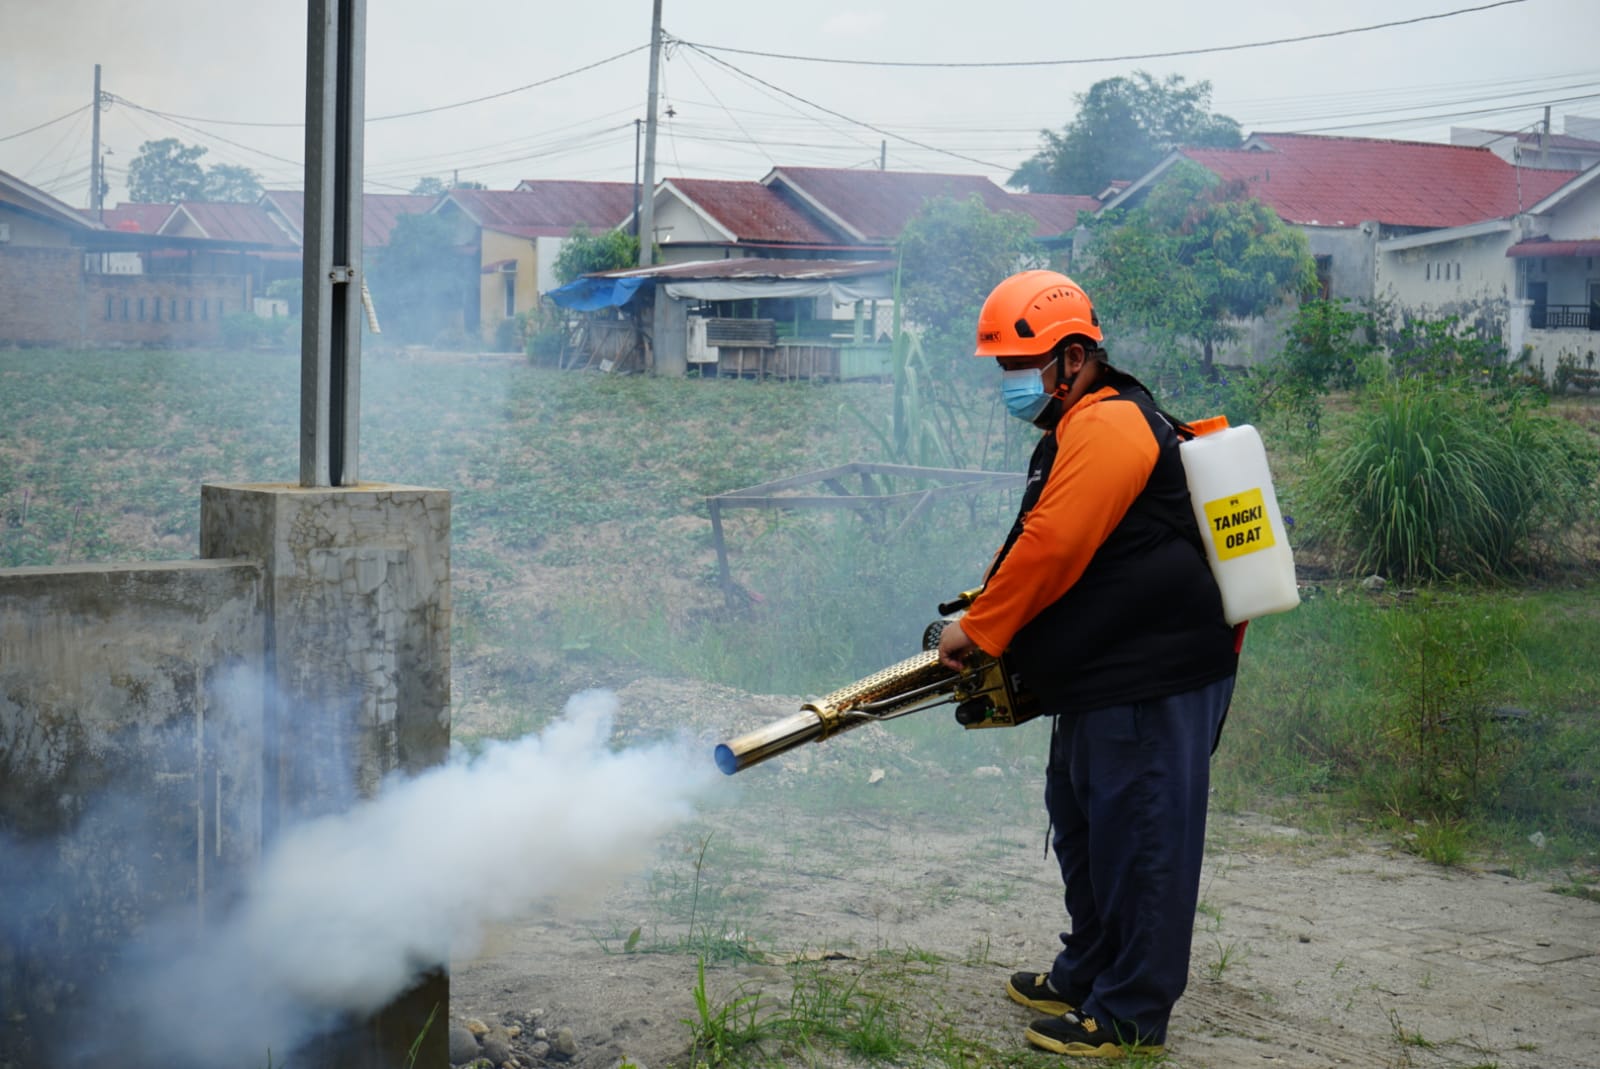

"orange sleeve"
[959,392,1159,657]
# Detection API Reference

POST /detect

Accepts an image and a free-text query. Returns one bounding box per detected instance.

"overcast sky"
[4,0,1597,207]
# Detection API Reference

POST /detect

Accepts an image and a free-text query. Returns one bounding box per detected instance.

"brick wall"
[0,247,250,348]
[0,247,82,345]
[83,272,246,347]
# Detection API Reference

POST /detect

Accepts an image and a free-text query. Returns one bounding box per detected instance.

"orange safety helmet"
[973,270,1102,358]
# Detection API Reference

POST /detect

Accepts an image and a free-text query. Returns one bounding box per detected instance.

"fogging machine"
[713,591,1041,775]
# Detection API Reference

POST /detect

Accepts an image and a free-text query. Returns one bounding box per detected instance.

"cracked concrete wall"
[0,560,266,1068]
[200,483,452,834]
[1,483,453,1069]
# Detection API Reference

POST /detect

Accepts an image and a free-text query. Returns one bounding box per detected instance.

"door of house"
[1529,281,1549,329]
[1589,281,1599,331]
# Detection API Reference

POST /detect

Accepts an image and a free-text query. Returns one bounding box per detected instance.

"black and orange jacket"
[959,378,1238,714]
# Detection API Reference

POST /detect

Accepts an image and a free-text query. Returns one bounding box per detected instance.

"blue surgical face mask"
[1000,358,1057,423]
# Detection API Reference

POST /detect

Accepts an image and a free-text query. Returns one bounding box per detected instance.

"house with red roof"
[257,190,439,251]
[1375,163,1600,385]
[433,181,635,340]
[1105,133,1580,305]
[639,170,1094,265]
[0,170,276,347]
[758,166,1090,247]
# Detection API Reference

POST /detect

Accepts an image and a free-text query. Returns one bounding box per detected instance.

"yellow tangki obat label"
[1203,487,1276,561]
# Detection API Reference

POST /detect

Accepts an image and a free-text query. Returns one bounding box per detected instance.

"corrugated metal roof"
[258,191,437,247]
[764,167,1060,242]
[2,168,101,231]
[164,201,299,247]
[82,202,175,233]
[1506,237,1600,257]
[1007,192,1101,234]
[660,178,847,244]
[594,256,894,281]
[1181,134,1581,229]
[460,181,635,235]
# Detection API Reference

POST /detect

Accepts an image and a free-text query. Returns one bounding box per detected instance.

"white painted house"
[1375,164,1600,384]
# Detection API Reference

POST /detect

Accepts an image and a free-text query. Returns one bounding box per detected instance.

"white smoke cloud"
[91,688,715,1066]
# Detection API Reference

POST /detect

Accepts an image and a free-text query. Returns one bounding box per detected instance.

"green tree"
[128,138,207,203]
[201,163,263,203]
[553,226,640,284]
[1080,162,1316,371]
[895,195,1041,372]
[1009,72,1241,195]
[366,213,473,344]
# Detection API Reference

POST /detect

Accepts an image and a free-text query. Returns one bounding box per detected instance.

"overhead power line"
[680,42,1009,173]
[99,44,651,131]
[675,1,1526,68]
[0,104,93,145]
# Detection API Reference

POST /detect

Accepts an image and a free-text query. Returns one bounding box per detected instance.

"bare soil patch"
[449,678,1600,1069]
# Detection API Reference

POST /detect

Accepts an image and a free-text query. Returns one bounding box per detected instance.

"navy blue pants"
[1043,675,1234,1045]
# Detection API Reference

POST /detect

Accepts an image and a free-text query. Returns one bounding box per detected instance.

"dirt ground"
[450,678,1600,1069]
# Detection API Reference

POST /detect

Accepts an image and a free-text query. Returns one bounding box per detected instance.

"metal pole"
[636,0,662,267]
[299,0,366,487]
[633,118,642,238]
[90,64,103,220]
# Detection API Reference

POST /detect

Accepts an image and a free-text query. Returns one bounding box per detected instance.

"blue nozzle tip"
[713,744,738,776]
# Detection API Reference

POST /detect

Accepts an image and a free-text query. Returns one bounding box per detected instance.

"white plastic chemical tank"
[1178,419,1300,625]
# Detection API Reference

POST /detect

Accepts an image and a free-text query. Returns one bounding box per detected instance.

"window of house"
[1425,263,1431,281]
[105,296,114,320]
[170,299,178,320]
[503,272,516,318]
[201,299,208,321]
[185,299,194,321]
[138,298,146,321]
[216,299,224,318]
[153,298,162,322]
[121,298,130,321]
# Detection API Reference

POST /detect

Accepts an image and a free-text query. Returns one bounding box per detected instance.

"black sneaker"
[1024,1011,1164,1059]
[1006,971,1079,1015]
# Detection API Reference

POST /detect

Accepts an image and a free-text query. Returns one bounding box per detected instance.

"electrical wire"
[679,42,1010,173]
[671,1,1526,69]
[0,103,93,145]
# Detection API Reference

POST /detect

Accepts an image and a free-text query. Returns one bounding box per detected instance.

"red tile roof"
[660,177,847,245]
[1180,133,1580,230]
[764,167,1068,242]
[80,202,175,233]
[458,181,636,237]
[164,201,299,247]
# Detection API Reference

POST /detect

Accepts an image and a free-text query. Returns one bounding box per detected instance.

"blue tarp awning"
[545,276,649,311]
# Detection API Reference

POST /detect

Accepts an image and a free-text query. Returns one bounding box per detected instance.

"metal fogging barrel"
[713,650,957,775]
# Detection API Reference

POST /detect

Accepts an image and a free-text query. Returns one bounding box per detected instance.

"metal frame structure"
[705,463,1022,601]
[299,0,366,487]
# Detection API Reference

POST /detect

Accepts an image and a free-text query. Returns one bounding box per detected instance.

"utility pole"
[90,64,103,219]
[633,118,643,238]
[879,140,886,171]
[637,0,662,267]
[1540,105,1551,167]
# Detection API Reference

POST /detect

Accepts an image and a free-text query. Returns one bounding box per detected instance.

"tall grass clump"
[1301,377,1597,582]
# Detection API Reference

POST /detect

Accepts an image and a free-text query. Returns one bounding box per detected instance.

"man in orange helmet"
[938,270,1238,1059]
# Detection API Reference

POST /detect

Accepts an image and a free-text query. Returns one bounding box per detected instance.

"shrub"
[1301,378,1597,582]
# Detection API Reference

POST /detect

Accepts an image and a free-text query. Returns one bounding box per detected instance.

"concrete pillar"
[651,285,687,376]
[200,481,451,1068]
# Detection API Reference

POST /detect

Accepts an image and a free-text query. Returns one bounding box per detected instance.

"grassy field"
[3,346,1597,879]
